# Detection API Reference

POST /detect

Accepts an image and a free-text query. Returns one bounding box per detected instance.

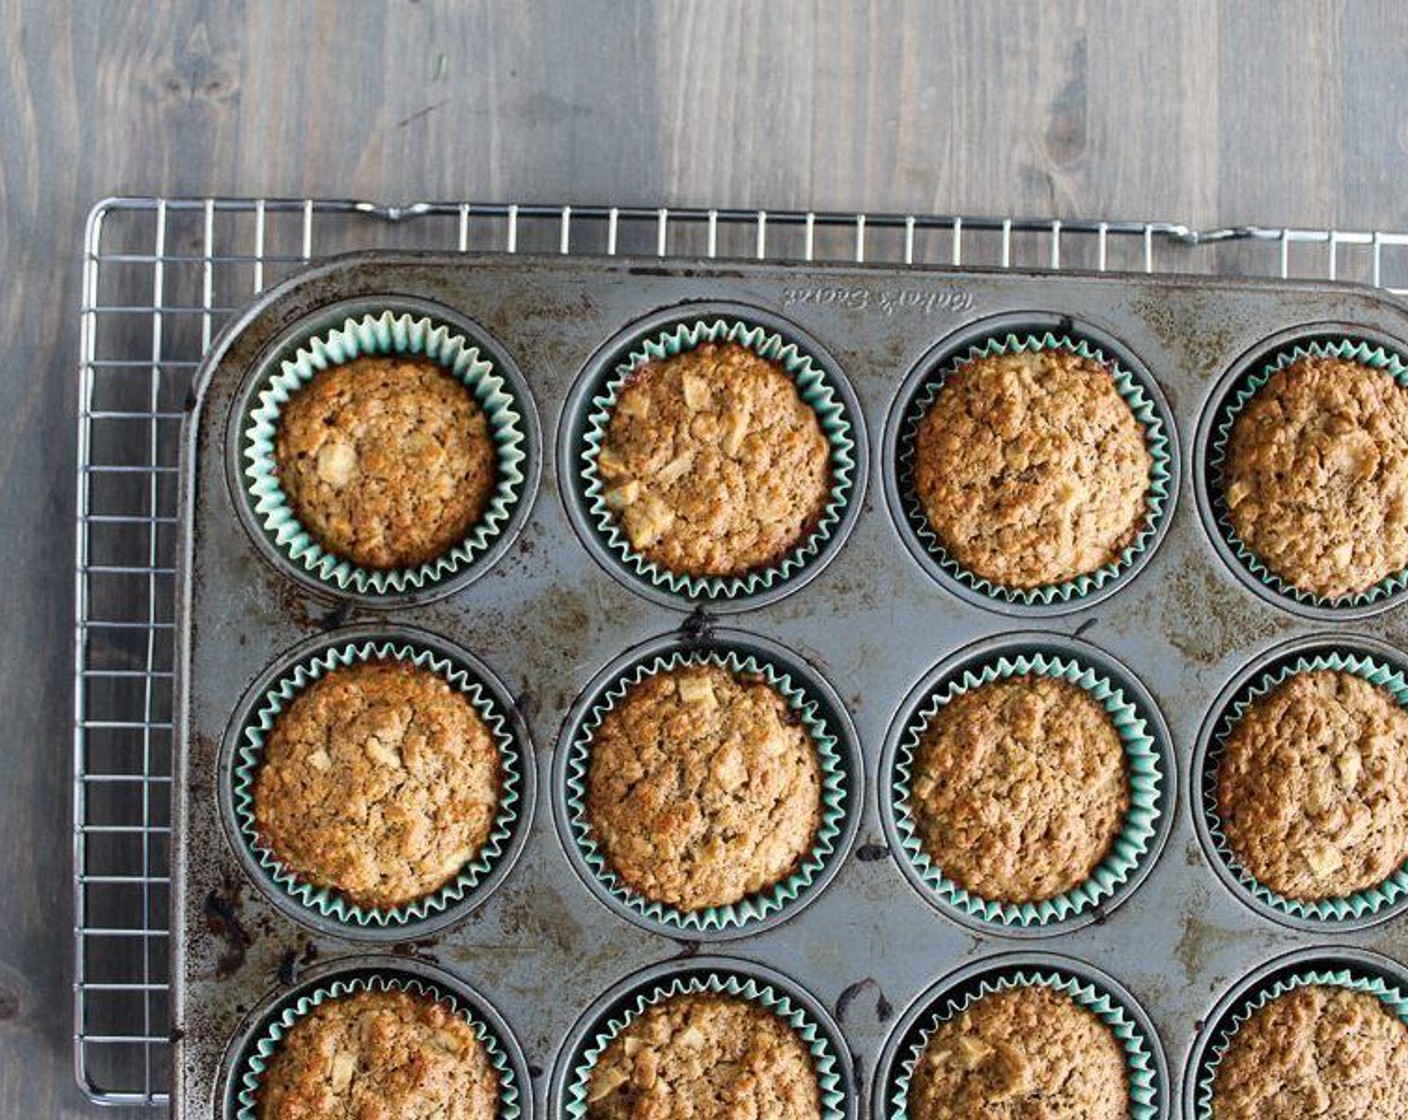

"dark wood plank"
[3,0,1408,1114]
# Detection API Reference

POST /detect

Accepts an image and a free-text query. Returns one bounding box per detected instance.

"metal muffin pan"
[174,251,1408,1119]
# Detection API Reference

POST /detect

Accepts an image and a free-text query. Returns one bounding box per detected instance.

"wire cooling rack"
[73,197,1408,1107]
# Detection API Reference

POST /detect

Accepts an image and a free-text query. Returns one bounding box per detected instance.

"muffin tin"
[174,251,1408,1118]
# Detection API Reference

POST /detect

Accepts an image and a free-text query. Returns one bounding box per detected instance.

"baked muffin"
[907,674,1130,903]
[1216,669,1408,900]
[595,341,832,578]
[585,993,820,1120]
[253,659,501,910]
[275,355,496,570]
[1223,356,1408,599]
[585,663,822,910]
[907,984,1129,1119]
[912,347,1152,588]
[1210,984,1408,1119]
[257,987,498,1120]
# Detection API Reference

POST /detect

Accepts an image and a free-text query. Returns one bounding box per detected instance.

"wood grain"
[3,0,1408,1114]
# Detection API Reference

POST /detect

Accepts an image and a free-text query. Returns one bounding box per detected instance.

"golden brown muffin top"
[1223,356,1408,599]
[908,675,1130,903]
[1210,985,1408,1120]
[275,355,496,570]
[596,341,832,578]
[1217,669,1408,900]
[253,659,501,910]
[908,984,1130,1120]
[912,347,1151,589]
[585,993,820,1120]
[257,988,498,1120]
[585,664,822,911]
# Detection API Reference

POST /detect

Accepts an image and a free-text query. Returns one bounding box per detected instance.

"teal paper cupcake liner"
[564,648,849,932]
[1193,966,1408,1118]
[891,650,1163,928]
[1202,649,1408,921]
[232,638,523,928]
[242,309,529,597]
[564,969,846,1120]
[579,317,857,599]
[898,331,1173,606]
[234,973,522,1120]
[888,967,1161,1119]
[1207,336,1408,610]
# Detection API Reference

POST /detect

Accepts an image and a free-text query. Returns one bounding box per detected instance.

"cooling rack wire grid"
[73,196,1408,1106]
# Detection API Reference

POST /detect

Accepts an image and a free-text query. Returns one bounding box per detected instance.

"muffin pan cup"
[873,952,1168,1120]
[220,624,535,938]
[885,313,1179,616]
[222,956,530,1120]
[560,302,868,612]
[231,298,540,607]
[1192,633,1408,931]
[550,955,855,1120]
[176,252,1408,1119]
[1183,946,1408,1119]
[880,632,1173,936]
[1195,327,1408,619]
[552,628,861,939]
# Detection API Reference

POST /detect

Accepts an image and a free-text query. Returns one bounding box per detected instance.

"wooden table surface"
[4,0,1408,1114]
